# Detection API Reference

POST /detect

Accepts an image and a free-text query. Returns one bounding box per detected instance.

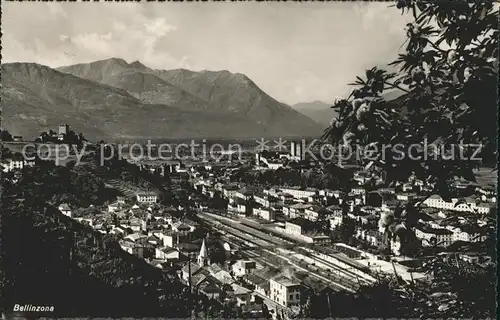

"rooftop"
[272,276,300,287]
[237,188,254,195]
[136,192,159,197]
[58,203,71,210]
[416,225,453,235]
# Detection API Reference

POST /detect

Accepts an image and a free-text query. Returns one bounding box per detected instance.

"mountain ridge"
[2,59,323,140]
[291,89,406,127]
[292,100,337,127]
[58,58,314,125]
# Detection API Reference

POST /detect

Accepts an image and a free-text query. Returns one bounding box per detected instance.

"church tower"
[197,238,209,267]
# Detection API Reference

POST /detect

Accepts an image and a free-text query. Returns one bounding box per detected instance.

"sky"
[2,2,411,105]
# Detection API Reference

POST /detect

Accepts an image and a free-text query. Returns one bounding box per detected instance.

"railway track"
[198,211,358,292]
[201,212,292,247]
[294,247,376,285]
[237,215,376,286]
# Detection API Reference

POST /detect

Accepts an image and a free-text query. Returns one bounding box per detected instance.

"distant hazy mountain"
[292,89,405,128]
[291,101,337,127]
[1,58,322,141]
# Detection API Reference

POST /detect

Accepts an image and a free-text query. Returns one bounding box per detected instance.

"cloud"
[72,33,113,56]
[144,18,177,37]
[2,33,75,67]
[47,3,68,18]
[112,21,127,32]
[59,34,70,42]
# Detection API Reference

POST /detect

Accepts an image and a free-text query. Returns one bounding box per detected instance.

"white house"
[285,221,302,236]
[452,226,487,243]
[252,207,275,221]
[423,195,494,214]
[396,193,418,201]
[329,213,343,229]
[390,235,403,256]
[254,194,275,208]
[269,276,301,308]
[222,185,239,198]
[235,188,254,201]
[231,283,252,307]
[155,247,180,261]
[119,240,143,256]
[136,192,158,204]
[281,187,318,200]
[287,203,311,218]
[1,159,35,173]
[415,225,454,247]
[350,187,366,196]
[108,201,123,213]
[232,260,257,278]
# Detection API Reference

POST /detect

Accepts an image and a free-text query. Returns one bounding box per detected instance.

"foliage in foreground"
[323,0,498,195]
[0,157,229,317]
[315,1,498,318]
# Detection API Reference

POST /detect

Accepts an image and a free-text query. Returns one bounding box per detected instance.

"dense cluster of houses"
[1,153,35,173]
[188,150,495,259]
[57,195,200,264]
[56,193,308,317]
[180,240,305,314]
[5,130,494,319]
[40,142,495,319]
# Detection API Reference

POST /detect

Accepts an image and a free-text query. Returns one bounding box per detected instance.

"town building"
[155,247,181,262]
[222,184,239,198]
[252,207,275,221]
[289,141,303,161]
[270,276,301,307]
[452,226,487,243]
[136,192,158,204]
[2,158,35,173]
[197,238,210,267]
[231,260,257,278]
[423,195,494,214]
[281,187,318,200]
[234,188,254,201]
[414,225,454,247]
[58,124,69,140]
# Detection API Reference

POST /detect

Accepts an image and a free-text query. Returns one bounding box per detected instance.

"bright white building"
[414,225,454,247]
[232,260,257,278]
[136,192,158,204]
[423,195,494,214]
[280,188,318,200]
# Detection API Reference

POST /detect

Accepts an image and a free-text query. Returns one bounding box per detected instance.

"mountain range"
[291,101,337,126]
[1,58,323,141]
[291,89,405,127]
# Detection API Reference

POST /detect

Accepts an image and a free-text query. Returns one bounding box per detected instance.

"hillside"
[292,89,406,128]
[1,203,186,317]
[0,158,222,317]
[291,100,337,127]
[57,58,208,109]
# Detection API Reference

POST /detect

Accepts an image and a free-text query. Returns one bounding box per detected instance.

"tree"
[317,3,497,316]
[0,146,12,159]
[1,171,199,317]
[0,129,13,141]
[261,303,271,319]
[332,217,355,243]
[322,0,498,196]
[419,256,495,317]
